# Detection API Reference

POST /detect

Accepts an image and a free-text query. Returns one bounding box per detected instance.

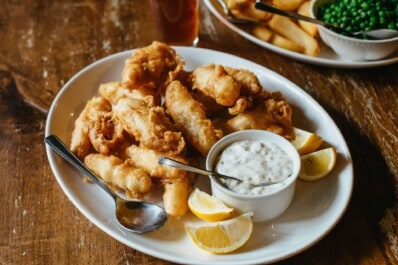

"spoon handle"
[45,135,116,200]
[158,156,213,176]
[158,156,242,181]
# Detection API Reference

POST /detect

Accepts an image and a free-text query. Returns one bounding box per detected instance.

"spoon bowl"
[158,156,280,187]
[45,135,167,233]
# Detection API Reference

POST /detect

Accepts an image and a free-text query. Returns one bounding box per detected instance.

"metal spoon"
[254,1,398,40]
[158,156,280,187]
[45,135,167,233]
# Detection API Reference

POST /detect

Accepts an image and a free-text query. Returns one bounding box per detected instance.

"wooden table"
[1,1,397,264]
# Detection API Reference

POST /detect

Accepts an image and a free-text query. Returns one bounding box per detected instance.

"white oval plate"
[204,0,398,68]
[45,47,353,265]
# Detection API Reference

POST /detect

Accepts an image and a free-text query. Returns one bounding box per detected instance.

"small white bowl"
[310,0,398,61]
[206,130,301,222]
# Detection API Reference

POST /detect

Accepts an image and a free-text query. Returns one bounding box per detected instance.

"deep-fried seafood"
[84,153,154,198]
[88,112,125,155]
[191,64,262,112]
[113,97,185,155]
[99,81,159,106]
[224,66,262,96]
[126,144,188,179]
[70,96,122,158]
[161,177,191,217]
[228,96,252,115]
[121,41,184,91]
[224,91,295,140]
[165,80,223,156]
[191,64,240,106]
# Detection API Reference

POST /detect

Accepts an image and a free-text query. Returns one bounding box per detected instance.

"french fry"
[252,26,273,42]
[227,0,273,22]
[297,1,318,37]
[272,0,305,11]
[268,15,319,56]
[270,33,303,53]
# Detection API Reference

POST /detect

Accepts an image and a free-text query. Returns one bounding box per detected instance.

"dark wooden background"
[1,1,397,264]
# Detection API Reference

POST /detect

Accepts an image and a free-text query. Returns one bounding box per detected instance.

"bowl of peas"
[310,0,398,61]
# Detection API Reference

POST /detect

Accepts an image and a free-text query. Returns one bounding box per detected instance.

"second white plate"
[204,0,398,68]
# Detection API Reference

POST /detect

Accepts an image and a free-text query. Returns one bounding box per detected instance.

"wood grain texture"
[1,0,397,264]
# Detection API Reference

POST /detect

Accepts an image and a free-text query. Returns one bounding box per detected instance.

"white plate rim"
[45,47,354,264]
[204,0,398,68]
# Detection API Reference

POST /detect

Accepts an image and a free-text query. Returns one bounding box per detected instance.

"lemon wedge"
[185,212,253,254]
[299,147,337,181]
[291,127,323,155]
[188,188,234,222]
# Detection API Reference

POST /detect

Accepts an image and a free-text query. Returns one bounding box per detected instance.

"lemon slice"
[299,147,337,181]
[188,188,234,222]
[185,212,253,254]
[291,127,323,155]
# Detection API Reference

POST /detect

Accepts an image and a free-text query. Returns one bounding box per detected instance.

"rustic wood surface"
[1,1,397,264]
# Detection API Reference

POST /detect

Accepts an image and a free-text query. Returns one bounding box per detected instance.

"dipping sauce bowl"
[206,130,301,222]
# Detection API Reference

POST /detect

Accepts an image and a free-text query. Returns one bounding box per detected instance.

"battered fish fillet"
[88,112,125,155]
[224,66,262,96]
[161,177,191,217]
[165,80,223,156]
[224,91,295,140]
[126,144,188,179]
[113,97,186,155]
[84,153,154,198]
[70,96,124,158]
[191,64,262,115]
[121,41,184,91]
[191,64,240,106]
[98,81,159,106]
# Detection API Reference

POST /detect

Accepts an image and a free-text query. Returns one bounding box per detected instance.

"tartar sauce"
[215,140,293,196]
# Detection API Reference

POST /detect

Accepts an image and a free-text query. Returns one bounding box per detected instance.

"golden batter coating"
[165,80,223,156]
[113,97,186,155]
[99,81,159,106]
[84,153,154,198]
[224,91,295,140]
[161,177,191,217]
[121,41,184,92]
[126,144,188,179]
[191,64,240,106]
[70,96,123,159]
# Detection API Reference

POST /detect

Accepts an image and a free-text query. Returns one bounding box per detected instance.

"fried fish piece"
[224,91,295,140]
[88,112,125,155]
[191,64,240,106]
[191,64,262,113]
[70,96,121,159]
[224,66,262,96]
[165,80,223,156]
[121,41,184,92]
[98,81,158,106]
[161,177,191,217]
[84,153,154,198]
[113,97,186,155]
[126,144,188,179]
